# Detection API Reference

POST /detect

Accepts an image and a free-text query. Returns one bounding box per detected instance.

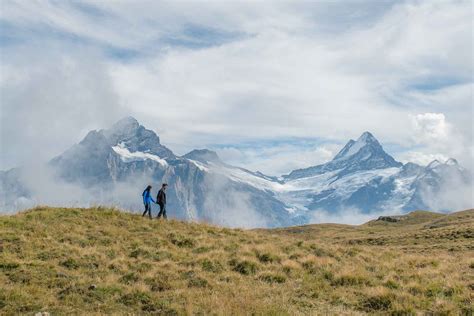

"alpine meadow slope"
[0,117,472,227]
[1,207,473,314]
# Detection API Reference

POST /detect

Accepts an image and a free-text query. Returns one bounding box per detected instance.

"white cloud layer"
[1,0,473,174]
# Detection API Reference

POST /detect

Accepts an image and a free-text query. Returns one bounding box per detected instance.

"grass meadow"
[1,207,473,315]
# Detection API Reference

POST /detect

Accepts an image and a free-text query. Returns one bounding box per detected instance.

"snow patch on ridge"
[323,167,400,199]
[219,165,284,192]
[275,167,402,212]
[187,159,210,172]
[112,143,168,166]
[386,176,417,210]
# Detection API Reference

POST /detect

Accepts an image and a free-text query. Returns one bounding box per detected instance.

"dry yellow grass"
[1,207,473,315]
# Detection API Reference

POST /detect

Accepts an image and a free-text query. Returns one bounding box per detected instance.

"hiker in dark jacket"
[142,185,155,219]
[156,183,168,219]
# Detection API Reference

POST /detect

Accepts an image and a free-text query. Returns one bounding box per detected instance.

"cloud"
[392,83,474,168]
[412,113,450,142]
[396,151,448,166]
[0,42,126,169]
[214,141,340,175]
[310,206,401,225]
[1,0,472,175]
[105,0,472,167]
[0,158,159,215]
[189,172,269,228]
[395,112,473,170]
[418,165,474,212]
[0,1,397,51]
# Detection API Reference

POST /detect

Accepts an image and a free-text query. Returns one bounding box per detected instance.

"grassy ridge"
[1,207,473,315]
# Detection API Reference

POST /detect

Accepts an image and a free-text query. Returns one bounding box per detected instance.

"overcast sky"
[0,0,472,175]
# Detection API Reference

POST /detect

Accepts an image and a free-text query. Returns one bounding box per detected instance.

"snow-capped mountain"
[0,117,471,227]
[278,132,469,215]
[285,132,402,180]
[1,117,293,227]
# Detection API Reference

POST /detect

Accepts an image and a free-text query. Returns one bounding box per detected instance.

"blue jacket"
[142,189,155,204]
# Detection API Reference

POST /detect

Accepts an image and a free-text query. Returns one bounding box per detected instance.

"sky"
[0,0,473,176]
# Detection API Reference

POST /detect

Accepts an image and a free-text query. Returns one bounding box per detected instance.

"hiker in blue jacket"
[142,185,155,219]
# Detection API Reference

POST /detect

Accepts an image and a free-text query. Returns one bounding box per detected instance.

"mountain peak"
[80,130,109,146]
[285,132,401,180]
[446,158,458,166]
[427,160,441,169]
[183,149,221,164]
[358,131,377,142]
[427,158,460,170]
[100,117,175,159]
[109,116,140,132]
[333,131,381,161]
[102,117,158,145]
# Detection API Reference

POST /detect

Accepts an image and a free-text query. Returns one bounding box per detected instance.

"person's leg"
[163,205,167,219]
[144,203,152,218]
[147,203,152,219]
[157,203,164,218]
[142,203,149,217]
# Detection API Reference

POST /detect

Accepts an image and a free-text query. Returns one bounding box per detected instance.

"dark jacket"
[157,188,166,205]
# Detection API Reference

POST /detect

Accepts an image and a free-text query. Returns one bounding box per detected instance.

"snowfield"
[112,143,168,166]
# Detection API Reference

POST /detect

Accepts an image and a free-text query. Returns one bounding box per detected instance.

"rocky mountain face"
[0,117,471,227]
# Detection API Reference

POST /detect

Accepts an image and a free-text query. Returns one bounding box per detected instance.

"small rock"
[377,216,401,222]
[35,312,50,316]
[89,284,97,290]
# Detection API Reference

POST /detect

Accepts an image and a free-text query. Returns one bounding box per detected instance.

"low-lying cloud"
[202,173,268,228]
[1,159,268,228]
[1,161,155,215]
[310,206,400,226]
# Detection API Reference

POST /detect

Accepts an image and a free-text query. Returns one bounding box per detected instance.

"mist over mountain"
[0,117,471,227]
